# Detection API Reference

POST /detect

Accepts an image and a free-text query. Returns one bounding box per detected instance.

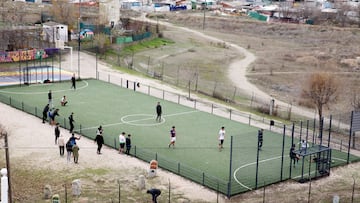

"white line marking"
[77,110,199,131]
[0,80,88,94]
[233,155,348,190]
[233,156,284,191]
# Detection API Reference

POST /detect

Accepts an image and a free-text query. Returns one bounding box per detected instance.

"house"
[121,0,143,10]
[42,22,68,43]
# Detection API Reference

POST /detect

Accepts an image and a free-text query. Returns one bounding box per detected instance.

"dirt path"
[139,14,317,120]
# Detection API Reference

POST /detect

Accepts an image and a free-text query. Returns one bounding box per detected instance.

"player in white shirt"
[218,126,226,151]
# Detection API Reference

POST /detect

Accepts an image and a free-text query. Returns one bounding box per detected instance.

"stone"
[72,179,81,196]
[43,184,52,199]
[138,175,145,190]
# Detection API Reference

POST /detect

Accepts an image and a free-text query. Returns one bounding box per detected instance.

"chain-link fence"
[1,69,359,198]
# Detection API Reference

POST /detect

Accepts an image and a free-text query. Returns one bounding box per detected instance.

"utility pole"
[78,0,81,79]
[202,0,206,30]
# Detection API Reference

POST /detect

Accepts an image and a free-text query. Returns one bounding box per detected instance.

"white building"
[42,21,68,43]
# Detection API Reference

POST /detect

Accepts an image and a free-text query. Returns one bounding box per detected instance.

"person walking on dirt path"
[218,126,226,151]
[96,125,103,137]
[58,134,65,156]
[156,102,162,122]
[42,104,49,123]
[68,112,75,133]
[55,123,60,144]
[71,73,76,90]
[258,129,264,150]
[168,126,176,148]
[48,90,53,108]
[66,139,73,162]
[125,134,132,155]
[69,133,81,146]
[94,127,104,154]
[119,132,126,154]
[72,143,80,164]
[66,133,80,162]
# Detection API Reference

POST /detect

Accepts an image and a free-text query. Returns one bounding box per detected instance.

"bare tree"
[50,0,78,27]
[302,72,338,124]
[278,1,294,20]
[335,2,352,27]
[93,33,110,55]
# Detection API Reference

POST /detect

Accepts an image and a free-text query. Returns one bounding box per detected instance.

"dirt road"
[138,14,317,119]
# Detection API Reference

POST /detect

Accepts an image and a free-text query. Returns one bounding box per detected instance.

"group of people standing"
[118,131,132,155]
[54,121,81,163]
[40,75,83,164]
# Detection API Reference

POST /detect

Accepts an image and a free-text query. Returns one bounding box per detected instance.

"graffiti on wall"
[0,49,49,63]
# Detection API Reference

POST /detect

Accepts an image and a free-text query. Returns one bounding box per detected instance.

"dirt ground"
[150,12,360,115]
[1,11,360,203]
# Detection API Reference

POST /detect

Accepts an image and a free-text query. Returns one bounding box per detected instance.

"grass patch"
[121,38,174,54]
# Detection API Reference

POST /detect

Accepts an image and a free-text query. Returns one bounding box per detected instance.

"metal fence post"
[281,125,286,180]
[118,179,121,203]
[340,140,342,151]
[307,176,312,203]
[217,181,219,203]
[263,182,266,203]
[64,183,67,203]
[348,111,353,164]
[227,136,233,197]
[202,172,205,185]
[168,179,171,203]
[351,176,355,203]
[255,134,260,189]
